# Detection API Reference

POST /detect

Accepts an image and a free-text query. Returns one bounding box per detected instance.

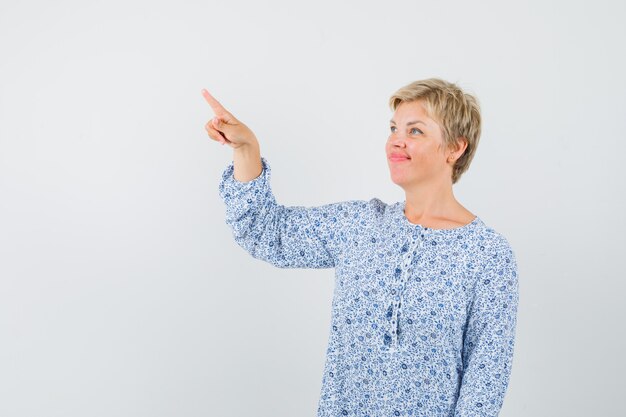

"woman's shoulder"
[469,220,517,267]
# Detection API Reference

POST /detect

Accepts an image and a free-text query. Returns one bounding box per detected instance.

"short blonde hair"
[389,78,481,184]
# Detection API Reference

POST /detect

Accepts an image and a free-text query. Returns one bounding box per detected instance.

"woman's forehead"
[392,101,433,123]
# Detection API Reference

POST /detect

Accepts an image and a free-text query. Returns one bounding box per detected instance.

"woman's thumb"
[213,116,235,134]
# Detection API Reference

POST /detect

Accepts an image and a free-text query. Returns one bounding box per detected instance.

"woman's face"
[386,100,451,188]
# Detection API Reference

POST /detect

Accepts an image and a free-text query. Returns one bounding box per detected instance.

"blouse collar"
[392,200,484,239]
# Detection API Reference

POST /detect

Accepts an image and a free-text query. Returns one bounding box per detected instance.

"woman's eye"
[389,126,422,134]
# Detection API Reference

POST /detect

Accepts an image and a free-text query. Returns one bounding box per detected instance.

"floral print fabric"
[218,156,519,417]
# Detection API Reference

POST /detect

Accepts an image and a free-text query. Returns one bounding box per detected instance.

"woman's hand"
[201,89,258,149]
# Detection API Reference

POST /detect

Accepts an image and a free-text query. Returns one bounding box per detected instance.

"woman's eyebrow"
[389,119,427,126]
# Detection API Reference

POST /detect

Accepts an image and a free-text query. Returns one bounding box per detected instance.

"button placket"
[389,227,427,349]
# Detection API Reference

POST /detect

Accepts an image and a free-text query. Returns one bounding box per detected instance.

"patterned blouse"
[218,156,519,417]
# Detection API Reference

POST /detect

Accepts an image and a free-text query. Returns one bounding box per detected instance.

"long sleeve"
[218,156,361,269]
[453,235,520,417]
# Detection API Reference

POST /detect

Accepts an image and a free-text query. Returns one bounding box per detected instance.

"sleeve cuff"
[218,156,275,222]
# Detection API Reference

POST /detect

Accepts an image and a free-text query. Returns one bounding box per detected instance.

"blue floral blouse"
[218,157,519,417]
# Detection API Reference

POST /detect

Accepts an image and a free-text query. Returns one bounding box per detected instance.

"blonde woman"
[203,78,519,417]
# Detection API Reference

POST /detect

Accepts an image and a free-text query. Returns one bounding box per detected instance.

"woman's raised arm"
[202,88,366,269]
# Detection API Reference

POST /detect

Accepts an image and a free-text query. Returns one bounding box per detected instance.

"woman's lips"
[389,156,410,162]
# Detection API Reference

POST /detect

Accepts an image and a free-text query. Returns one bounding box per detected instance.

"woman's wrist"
[233,140,262,182]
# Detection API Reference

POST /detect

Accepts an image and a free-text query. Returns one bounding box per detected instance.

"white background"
[1,0,625,416]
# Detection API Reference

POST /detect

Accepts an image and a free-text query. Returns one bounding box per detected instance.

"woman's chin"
[389,172,410,185]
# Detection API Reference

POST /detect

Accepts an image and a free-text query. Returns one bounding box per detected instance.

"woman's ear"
[456,136,468,155]
[447,137,468,162]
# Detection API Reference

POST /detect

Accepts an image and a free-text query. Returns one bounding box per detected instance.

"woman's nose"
[390,134,406,147]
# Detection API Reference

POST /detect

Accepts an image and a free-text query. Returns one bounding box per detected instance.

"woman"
[202,78,519,417]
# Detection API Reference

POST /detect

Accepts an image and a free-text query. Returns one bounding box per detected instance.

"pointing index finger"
[201,89,228,115]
